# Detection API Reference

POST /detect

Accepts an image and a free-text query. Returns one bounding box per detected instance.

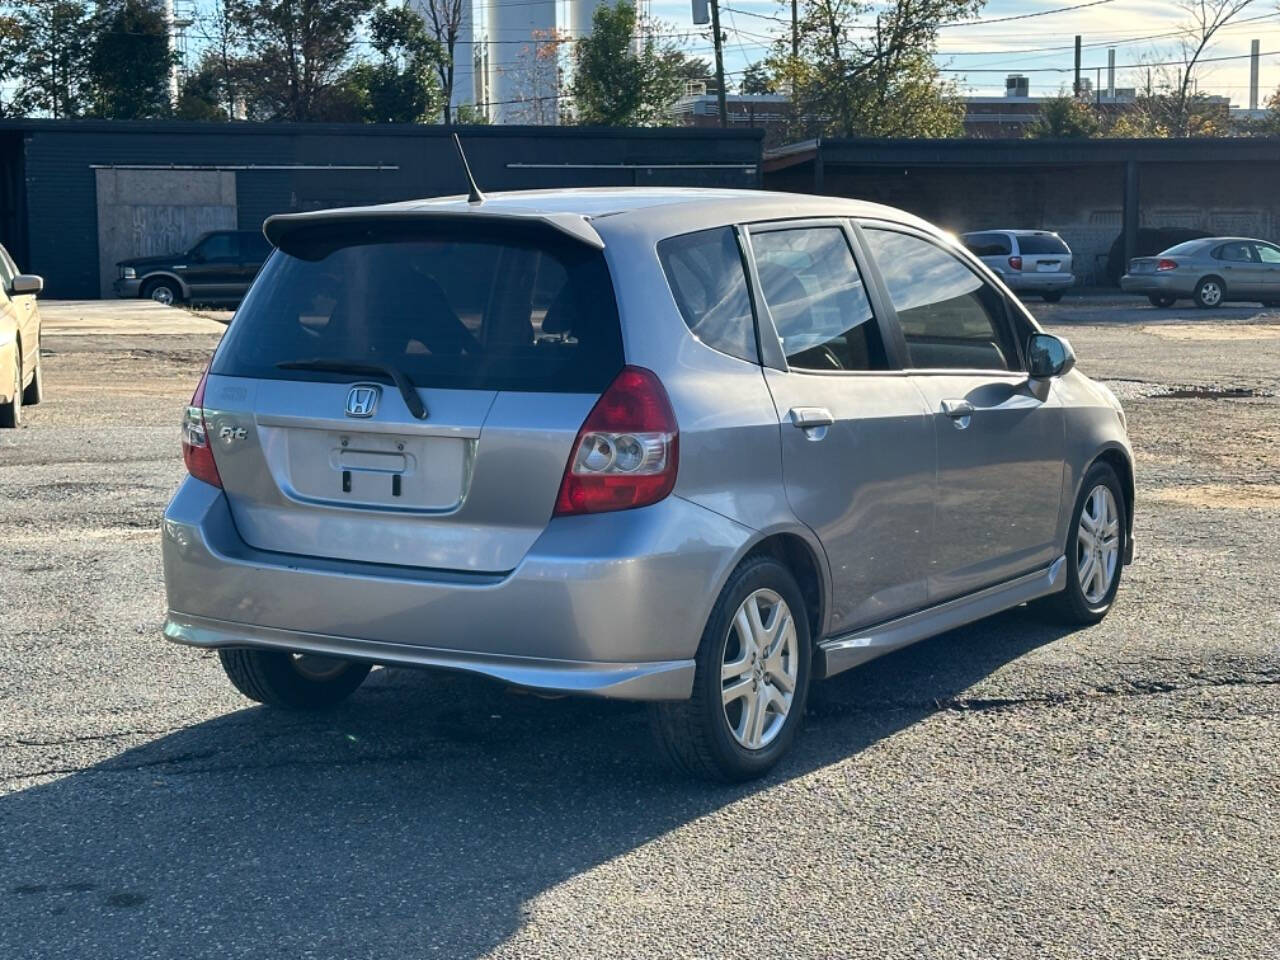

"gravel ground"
[1,296,1277,959]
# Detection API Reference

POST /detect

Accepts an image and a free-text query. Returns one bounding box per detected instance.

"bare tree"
[1167,0,1254,135]
[507,29,565,124]
[421,0,463,122]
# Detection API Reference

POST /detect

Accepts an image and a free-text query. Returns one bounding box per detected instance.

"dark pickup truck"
[114,230,273,305]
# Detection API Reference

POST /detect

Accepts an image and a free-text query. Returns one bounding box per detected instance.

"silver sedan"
[1121,236,1280,309]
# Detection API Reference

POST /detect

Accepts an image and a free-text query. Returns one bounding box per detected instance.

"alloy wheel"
[721,588,799,750]
[151,285,174,306]
[1076,484,1120,605]
[1199,281,1222,307]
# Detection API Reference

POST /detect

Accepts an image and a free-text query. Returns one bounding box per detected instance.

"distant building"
[962,74,1228,138]
[670,84,793,146]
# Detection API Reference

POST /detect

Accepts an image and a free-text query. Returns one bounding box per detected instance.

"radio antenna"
[452,134,485,205]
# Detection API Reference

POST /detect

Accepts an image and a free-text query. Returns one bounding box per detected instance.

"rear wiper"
[276,359,429,420]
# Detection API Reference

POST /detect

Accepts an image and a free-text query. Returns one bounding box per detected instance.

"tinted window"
[211,224,622,393]
[1255,243,1280,264]
[863,228,1014,371]
[1213,241,1255,263]
[1016,234,1070,255]
[658,227,758,363]
[963,233,1012,257]
[751,227,887,372]
[241,232,273,260]
[196,233,238,260]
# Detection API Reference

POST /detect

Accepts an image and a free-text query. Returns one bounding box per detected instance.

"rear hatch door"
[203,218,622,574]
[1017,232,1072,275]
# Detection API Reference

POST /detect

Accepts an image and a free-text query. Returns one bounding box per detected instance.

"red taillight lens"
[1008,255,1023,271]
[182,369,222,488]
[554,366,678,517]
[1156,259,1177,271]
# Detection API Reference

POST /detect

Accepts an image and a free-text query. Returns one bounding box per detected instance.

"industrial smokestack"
[1107,48,1115,99]
[1250,39,1261,111]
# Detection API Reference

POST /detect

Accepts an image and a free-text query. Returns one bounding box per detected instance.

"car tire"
[142,277,182,306]
[1036,461,1126,626]
[218,648,372,709]
[1041,291,1063,303]
[22,349,42,405]
[0,351,21,428]
[650,555,812,782]
[1194,276,1225,309]
[1147,294,1176,308]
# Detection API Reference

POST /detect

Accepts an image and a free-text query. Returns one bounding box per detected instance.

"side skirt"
[816,556,1067,680]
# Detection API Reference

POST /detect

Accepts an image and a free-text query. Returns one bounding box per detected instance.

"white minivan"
[962,230,1075,302]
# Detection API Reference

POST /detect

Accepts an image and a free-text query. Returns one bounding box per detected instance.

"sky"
[645,0,1280,105]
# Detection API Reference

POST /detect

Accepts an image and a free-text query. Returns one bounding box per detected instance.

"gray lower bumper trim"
[165,613,696,701]
[816,556,1067,679]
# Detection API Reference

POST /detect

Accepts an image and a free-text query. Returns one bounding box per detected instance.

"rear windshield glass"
[1017,234,1069,255]
[211,223,623,393]
[1160,240,1205,257]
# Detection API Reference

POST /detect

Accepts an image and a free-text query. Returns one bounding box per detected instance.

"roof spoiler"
[263,207,605,250]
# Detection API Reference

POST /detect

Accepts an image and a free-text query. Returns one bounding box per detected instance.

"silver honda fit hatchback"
[162,189,1134,781]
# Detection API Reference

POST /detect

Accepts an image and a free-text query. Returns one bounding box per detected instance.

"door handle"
[789,407,834,429]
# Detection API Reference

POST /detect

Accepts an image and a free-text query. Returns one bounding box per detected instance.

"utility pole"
[791,0,798,59]
[709,0,728,127]
[1073,35,1082,97]
[1250,38,1261,111]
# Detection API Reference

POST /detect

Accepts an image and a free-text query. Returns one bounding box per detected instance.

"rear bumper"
[162,479,756,700]
[1002,272,1075,291]
[1119,273,1192,295]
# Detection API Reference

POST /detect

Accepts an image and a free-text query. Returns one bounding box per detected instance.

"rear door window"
[195,232,239,260]
[657,227,758,363]
[1213,241,1255,262]
[1016,234,1070,255]
[211,223,623,393]
[750,226,888,372]
[862,227,1017,372]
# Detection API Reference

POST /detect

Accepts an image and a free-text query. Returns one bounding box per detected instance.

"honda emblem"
[345,384,380,418]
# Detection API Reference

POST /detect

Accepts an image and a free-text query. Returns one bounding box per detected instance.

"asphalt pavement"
[0,296,1276,959]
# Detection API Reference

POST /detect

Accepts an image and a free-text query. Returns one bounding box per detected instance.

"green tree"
[569,2,686,126]
[740,60,774,95]
[1026,93,1101,138]
[342,6,442,122]
[0,14,23,116]
[13,0,95,118]
[90,0,175,119]
[176,52,231,120]
[770,0,976,138]
[234,0,367,120]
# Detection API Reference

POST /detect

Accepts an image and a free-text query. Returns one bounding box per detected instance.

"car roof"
[962,229,1061,237]
[263,188,938,249]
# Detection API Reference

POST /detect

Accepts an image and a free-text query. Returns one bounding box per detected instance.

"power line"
[942,45,1280,74]
[939,0,1118,29]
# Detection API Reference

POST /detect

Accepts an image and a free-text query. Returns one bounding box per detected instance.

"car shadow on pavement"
[1,608,1073,959]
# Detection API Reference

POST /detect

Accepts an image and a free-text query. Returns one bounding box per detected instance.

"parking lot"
[1,294,1277,958]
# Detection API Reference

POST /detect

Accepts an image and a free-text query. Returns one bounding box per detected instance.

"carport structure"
[763,137,1280,284]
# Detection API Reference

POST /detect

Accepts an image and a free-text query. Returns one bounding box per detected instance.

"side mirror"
[11,274,43,296]
[1027,332,1075,379]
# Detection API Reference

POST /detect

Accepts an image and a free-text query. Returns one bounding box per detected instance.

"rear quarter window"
[211,223,623,393]
[657,227,758,363]
[963,233,1012,257]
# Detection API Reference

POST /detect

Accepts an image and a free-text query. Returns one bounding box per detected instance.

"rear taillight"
[182,369,222,488]
[1008,255,1023,271]
[554,366,678,517]
[1156,259,1178,271]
